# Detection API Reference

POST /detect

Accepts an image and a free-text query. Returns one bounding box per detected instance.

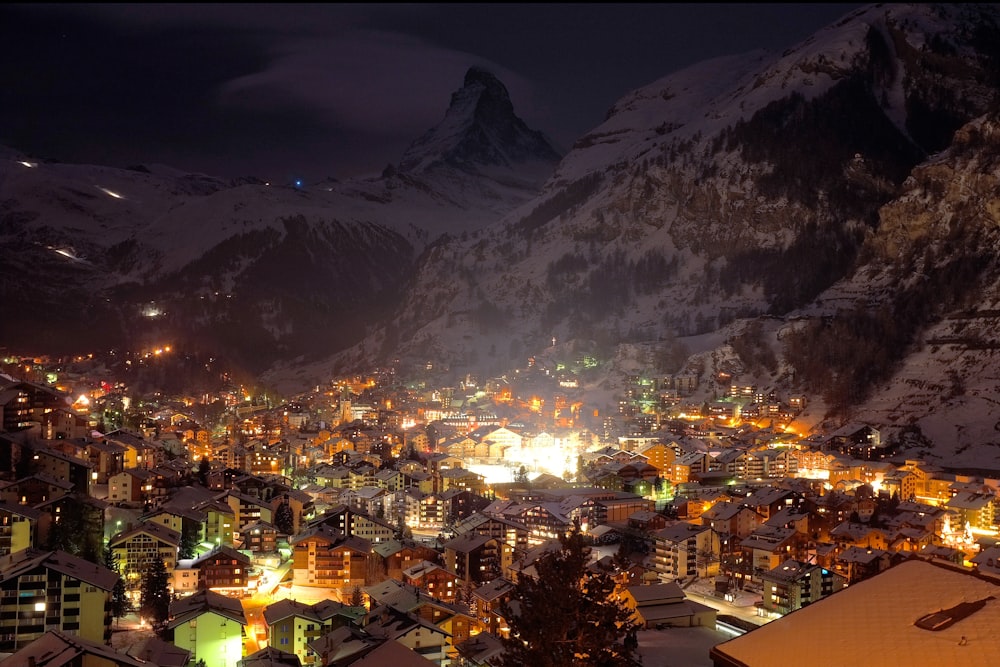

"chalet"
[970,544,1000,577]
[455,632,506,666]
[27,445,93,494]
[364,590,459,660]
[469,577,514,636]
[439,467,486,494]
[945,491,996,532]
[0,473,73,507]
[239,519,280,554]
[742,487,805,522]
[83,438,126,483]
[270,488,314,535]
[371,539,441,582]
[701,501,762,543]
[102,429,155,470]
[290,524,371,593]
[740,525,802,576]
[402,560,462,603]
[193,545,252,595]
[222,489,274,531]
[310,505,396,544]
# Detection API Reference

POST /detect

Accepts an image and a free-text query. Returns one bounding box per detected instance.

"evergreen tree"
[104,546,131,625]
[179,522,201,560]
[514,465,529,485]
[349,585,365,608]
[498,523,641,667]
[274,501,295,535]
[197,457,211,486]
[45,494,103,561]
[140,556,172,630]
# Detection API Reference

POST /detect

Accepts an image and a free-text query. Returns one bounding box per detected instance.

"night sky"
[1,3,864,184]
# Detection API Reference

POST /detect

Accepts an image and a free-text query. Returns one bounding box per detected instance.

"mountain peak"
[398,67,562,174]
[463,65,503,89]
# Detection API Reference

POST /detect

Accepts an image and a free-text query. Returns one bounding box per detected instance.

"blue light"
[294,179,303,188]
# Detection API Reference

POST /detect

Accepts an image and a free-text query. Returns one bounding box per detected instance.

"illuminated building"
[109,522,180,594]
[758,559,847,617]
[653,522,721,582]
[167,589,246,667]
[0,502,39,556]
[193,545,251,595]
[290,524,371,593]
[443,532,500,585]
[0,548,117,652]
[263,598,359,664]
[0,380,67,432]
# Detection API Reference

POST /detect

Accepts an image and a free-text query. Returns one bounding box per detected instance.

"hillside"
[0,68,560,373]
[291,3,1000,463]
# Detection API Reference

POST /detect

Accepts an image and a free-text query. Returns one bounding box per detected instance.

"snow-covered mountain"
[0,68,561,372]
[291,3,1000,464]
[8,3,1000,469]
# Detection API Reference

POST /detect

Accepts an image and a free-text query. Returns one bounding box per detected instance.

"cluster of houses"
[2,365,1000,666]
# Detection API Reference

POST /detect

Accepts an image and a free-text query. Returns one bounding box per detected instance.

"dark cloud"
[0,3,864,181]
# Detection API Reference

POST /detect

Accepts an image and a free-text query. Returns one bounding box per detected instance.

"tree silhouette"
[274,501,295,535]
[45,494,103,561]
[104,546,131,626]
[179,522,201,560]
[197,457,211,486]
[514,465,529,486]
[140,556,172,631]
[498,523,640,667]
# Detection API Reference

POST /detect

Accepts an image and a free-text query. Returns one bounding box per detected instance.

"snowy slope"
[284,3,1000,469]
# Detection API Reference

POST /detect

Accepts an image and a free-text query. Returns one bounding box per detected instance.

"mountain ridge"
[283,3,1000,466]
[0,67,561,372]
[6,4,1000,468]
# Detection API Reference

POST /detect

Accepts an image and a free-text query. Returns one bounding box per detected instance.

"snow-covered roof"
[712,558,1000,666]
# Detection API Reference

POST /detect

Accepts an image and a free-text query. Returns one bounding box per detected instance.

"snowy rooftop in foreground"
[711,558,1000,666]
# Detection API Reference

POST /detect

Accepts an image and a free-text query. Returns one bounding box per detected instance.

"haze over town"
[3,3,1000,667]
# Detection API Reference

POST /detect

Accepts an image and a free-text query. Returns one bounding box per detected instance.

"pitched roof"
[3,629,151,667]
[168,589,246,628]
[239,646,303,667]
[712,559,1000,666]
[0,548,118,591]
[110,520,181,547]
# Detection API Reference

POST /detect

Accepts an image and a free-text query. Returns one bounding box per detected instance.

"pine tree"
[104,546,131,625]
[498,523,641,667]
[179,522,201,560]
[45,494,103,561]
[140,556,172,630]
[349,585,365,608]
[274,501,295,535]
[197,456,211,486]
